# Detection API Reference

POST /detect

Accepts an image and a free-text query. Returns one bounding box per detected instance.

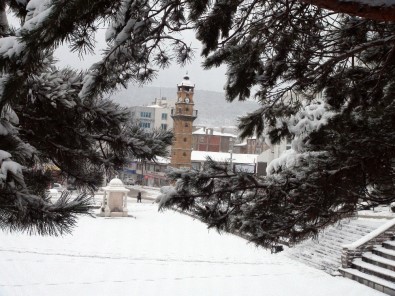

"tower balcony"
[171,108,198,121]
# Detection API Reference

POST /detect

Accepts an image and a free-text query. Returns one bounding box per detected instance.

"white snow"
[78,72,96,98]
[24,0,52,32]
[265,101,335,175]
[0,37,24,59]
[192,150,258,164]
[177,75,194,87]
[343,218,395,250]
[193,127,237,138]
[0,149,11,161]
[0,193,384,296]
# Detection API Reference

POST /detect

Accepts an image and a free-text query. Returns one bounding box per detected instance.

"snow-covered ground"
[0,189,386,296]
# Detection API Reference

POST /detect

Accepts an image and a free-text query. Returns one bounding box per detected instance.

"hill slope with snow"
[110,85,259,126]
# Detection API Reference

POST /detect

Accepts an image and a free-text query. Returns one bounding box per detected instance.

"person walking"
[137,191,142,203]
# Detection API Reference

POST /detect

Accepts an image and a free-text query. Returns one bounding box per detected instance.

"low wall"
[341,218,395,268]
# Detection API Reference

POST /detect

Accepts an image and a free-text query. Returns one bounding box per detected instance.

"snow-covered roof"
[193,128,237,138]
[177,75,194,87]
[146,104,164,108]
[102,177,129,192]
[154,156,170,164]
[234,142,247,147]
[192,151,257,164]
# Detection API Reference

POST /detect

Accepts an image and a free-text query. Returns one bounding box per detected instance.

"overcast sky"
[8,11,226,93]
[54,29,227,93]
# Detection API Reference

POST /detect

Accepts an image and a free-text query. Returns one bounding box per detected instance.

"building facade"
[256,138,292,176]
[192,127,237,153]
[191,151,257,174]
[170,75,198,168]
[129,97,174,132]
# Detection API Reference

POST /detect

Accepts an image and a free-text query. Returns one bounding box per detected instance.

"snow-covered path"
[0,201,384,296]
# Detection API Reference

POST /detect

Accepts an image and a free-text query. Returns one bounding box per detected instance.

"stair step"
[334,227,375,235]
[384,241,395,251]
[353,258,395,282]
[362,253,395,271]
[323,230,370,242]
[339,268,395,296]
[374,246,395,261]
[339,267,395,295]
[336,223,377,232]
[287,219,384,277]
[294,254,339,274]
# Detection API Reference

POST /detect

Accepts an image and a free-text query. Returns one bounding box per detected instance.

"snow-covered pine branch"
[159,0,395,248]
[0,0,180,235]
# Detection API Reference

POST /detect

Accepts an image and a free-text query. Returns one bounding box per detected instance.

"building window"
[139,122,151,128]
[185,123,189,127]
[286,136,292,150]
[183,152,187,156]
[140,112,151,118]
[192,162,200,171]
[161,124,167,130]
[162,113,167,120]
[183,138,187,142]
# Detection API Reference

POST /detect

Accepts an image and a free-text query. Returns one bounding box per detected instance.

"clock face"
[185,98,190,103]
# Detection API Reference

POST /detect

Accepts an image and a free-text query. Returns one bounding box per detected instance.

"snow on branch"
[266,100,335,175]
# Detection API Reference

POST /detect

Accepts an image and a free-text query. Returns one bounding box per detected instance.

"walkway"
[0,197,385,296]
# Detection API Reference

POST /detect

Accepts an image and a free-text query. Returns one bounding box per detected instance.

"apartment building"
[129,97,174,131]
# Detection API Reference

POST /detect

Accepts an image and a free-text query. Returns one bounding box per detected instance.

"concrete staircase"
[339,238,395,295]
[286,219,381,275]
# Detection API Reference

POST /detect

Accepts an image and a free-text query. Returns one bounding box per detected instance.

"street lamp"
[228,149,233,173]
[228,138,235,173]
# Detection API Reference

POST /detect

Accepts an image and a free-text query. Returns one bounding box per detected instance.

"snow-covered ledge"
[341,218,395,268]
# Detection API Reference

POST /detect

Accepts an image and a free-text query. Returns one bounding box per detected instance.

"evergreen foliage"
[158,1,395,247]
[2,0,394,244]
[0,0,187,235]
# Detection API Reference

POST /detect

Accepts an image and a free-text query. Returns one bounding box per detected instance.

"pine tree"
[3,0,394,244]
[158,1,395,247]
[0,0,193,235]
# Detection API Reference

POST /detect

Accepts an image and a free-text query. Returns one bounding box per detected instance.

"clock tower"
[170,75,198,168]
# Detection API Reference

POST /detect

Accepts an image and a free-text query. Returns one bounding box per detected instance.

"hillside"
[111,85,259,127]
